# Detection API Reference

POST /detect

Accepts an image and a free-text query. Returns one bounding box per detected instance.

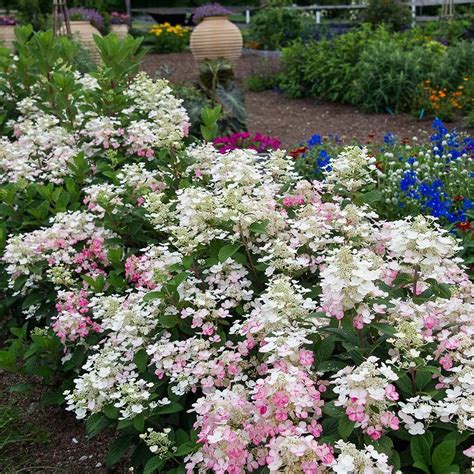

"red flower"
[453,195,464,202]
[289,146,307,158]
[456,221,472,232]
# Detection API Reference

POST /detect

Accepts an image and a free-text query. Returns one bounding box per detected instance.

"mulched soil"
[142,51,469,148]
[0,371,127,473]
[1,50,469,473]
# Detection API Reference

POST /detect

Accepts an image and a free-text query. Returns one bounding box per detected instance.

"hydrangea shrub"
[1,30,473,474]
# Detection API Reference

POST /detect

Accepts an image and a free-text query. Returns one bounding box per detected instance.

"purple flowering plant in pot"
[192,2,232,24]
[0,16,16,26]
[67,7,105,32]
[110,12,129,25]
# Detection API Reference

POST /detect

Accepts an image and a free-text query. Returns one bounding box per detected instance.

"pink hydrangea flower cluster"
[52,289,101,344]
[332,357,400,441]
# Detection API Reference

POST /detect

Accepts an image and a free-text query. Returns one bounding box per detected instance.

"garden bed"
[141,52,469,148]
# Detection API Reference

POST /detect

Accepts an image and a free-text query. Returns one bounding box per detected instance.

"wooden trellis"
[441,0,455,17]
[52,0,71,37]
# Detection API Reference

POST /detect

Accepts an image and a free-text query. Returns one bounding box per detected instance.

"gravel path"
[142,51,468,148]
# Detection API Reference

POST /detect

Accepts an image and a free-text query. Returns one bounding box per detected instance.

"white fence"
[242,0,474,25]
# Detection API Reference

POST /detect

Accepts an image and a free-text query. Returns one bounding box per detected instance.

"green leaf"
[103,404,119,420]
[415,370,432,390]
[362,190,382,205]
[432,440,455,474]
[154,402,183,415]
[371,323,397,336]
[337,416,354,439]
[410,435,431,467]
[8,383,33,393]
[133,413,145,433]
[105,434,134,466]
[413,461,430,473]
[249,220,269,234]
[174,442,197,457]
[218,243,242,263]
[144,456,166,474]
[86,413,111,438]
[175,429,189,445]
[134,349,148,373]
[322,401,343,419]
[317,360,347,373]
[143,291,163,302]
[313,337,335,366]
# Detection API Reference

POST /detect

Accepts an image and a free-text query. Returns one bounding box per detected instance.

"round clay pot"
[0,26,16,51]
[111,23,129,39]
[190,16,242,65]
[68,21,102,64]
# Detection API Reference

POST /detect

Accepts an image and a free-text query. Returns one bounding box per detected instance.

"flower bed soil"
[141,51,468,148]
[0,371,127,473]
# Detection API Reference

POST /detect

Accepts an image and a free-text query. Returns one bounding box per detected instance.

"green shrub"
[247,7,304,50]
[350,40,435,113]
[280,26,393,102]
[147,23,190,54]
[244,72,280,92]
[280,24,472,117]
[467,108,474,128]
[362,0,411,31]
[430,41,474,89]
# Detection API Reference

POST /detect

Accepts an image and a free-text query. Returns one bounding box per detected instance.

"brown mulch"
[142,51,468,148]
[0,371,127,473]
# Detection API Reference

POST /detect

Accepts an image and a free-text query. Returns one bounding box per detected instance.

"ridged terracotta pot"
[0,26,16,51]
[190,16,242,65]
[111,24,128,39]
[68,21,102,64]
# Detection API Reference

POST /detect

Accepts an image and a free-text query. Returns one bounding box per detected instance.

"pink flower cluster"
[214,132,281,154]
[186,365,331,473]
[332,358,400,441]
[72,238,108,277]
[52,289,101,344]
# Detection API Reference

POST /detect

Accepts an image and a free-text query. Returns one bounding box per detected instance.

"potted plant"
[190,2,243,65]
[0,16,17,51]
[65,8,104,63]
[110,12,129,39]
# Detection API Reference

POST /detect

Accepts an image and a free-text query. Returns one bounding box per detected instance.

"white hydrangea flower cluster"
[1,72,190,184]
[2,211,115,291]
[332,441,393,474]
[139,427,175,457]
[324,146,377,192]
[0,110,79,184]
[64,291,167,419]
[122,72,190,150]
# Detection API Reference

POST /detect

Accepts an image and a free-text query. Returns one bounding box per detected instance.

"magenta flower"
[214,132,281,154]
